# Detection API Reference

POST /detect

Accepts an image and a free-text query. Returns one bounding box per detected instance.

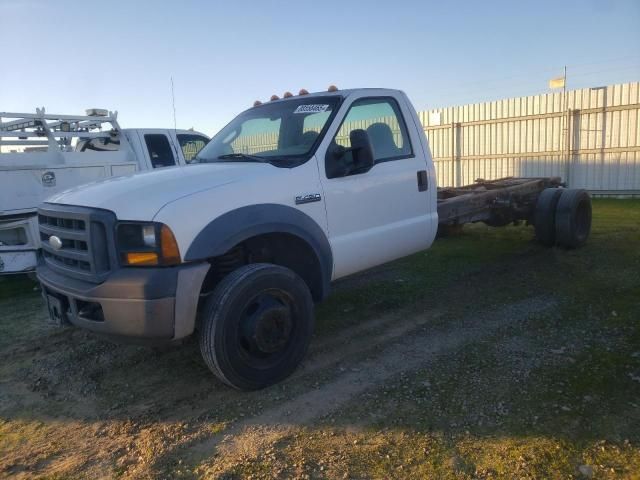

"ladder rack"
[0,108,121,149]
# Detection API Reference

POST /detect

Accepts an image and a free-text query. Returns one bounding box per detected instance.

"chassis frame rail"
[437,176,564,227]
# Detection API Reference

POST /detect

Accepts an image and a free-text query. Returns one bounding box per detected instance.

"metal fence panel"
[421,82,640,194]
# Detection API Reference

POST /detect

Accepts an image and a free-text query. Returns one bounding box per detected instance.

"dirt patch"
[190,297,556,477]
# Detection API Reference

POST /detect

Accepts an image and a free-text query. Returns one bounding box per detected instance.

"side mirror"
[324,129,375,179]
[349,129,374,173]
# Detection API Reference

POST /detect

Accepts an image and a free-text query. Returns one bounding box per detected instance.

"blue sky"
[1,0,638,135]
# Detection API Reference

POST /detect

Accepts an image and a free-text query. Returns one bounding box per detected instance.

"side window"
[177,134,209,163]
[76,137,120,152]
[326,97,412,178]
[144,134,176,168]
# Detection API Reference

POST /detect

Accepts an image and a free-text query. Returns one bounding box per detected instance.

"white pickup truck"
[0,109,209,274]
[35,88,592,390]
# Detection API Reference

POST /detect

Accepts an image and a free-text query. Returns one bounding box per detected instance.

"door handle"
[417,170,428,192]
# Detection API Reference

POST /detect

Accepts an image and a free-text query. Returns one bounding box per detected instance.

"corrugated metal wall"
[420,82,640,194]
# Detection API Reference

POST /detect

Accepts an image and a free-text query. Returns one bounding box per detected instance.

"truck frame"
[437,176,590,248]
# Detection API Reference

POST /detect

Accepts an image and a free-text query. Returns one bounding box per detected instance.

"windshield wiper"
[216,153,271,163]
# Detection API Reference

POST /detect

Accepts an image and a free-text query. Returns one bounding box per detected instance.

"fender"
[184,204,333,298]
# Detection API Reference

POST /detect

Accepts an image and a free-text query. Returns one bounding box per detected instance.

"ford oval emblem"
[42,171,56,187]
[49,235,63,250]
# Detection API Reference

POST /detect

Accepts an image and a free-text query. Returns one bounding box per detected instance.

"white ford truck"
[35,88,592,390]
[0,108,209,274]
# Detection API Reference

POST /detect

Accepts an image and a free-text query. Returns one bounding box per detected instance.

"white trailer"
[0,108,209,274]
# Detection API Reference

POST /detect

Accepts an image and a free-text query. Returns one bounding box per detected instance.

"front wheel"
[199,263,314,390]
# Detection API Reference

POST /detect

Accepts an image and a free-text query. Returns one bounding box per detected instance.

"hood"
[45,163,274,220]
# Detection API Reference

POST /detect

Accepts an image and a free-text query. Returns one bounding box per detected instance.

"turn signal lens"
[125,252,158,265]
[160,224,181,265]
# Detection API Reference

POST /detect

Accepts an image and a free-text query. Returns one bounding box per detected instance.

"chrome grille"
[38,205,116,283]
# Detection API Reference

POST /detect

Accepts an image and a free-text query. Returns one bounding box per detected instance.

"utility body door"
[318,91,436,279]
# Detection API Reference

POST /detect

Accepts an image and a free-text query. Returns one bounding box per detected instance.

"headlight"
[116,222,181,266]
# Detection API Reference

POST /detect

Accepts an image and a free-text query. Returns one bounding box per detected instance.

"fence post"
[451,122,461,187]
[450,122,455,186]
[600,89,608,190]
[570,109,581,188]
[564,109,570,186]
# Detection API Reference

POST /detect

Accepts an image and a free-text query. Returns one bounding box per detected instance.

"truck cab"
[76,128,209,169]
[35,88,440,389]
[0,109,209,274]
[120,128,209,169]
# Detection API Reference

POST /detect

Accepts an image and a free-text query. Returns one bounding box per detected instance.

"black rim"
[237,289,295,367]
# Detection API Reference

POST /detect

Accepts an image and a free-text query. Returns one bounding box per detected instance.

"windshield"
[196,96,341,167]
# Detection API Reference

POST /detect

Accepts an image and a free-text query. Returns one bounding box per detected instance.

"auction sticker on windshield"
[294,104,330,114]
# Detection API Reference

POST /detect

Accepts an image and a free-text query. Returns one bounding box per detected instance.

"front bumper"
[37,261,209,342]
[0,213,40,274]
[0,250,38,274]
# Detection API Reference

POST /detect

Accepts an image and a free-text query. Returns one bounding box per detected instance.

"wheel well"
[199,232,326,303]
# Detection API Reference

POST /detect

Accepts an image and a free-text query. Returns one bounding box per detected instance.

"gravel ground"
[0,199,638,479]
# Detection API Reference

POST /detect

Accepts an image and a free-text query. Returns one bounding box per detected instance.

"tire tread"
[198,263,313,390]
[534,188,563,246]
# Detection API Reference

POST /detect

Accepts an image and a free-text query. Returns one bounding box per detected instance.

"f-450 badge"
[295,193,321,205]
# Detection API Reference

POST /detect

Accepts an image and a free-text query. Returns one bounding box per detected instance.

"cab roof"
[257,88,403,104]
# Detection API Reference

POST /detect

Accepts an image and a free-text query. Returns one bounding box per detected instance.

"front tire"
[199,263,314,390]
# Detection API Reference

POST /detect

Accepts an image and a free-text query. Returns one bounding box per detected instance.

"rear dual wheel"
[534,188,592,248]
[554,189,592,248]
[534,188,563,246]
[199,263,314,390]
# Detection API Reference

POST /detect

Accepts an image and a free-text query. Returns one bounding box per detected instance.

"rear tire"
[199,263,314,390]
[554,189,592,248]
[534,188,564,246]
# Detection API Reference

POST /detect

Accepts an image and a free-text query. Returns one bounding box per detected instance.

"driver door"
[319,95,434,279]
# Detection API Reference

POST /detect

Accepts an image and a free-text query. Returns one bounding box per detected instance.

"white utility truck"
[0,109,209,274]
[35,88,591,390]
